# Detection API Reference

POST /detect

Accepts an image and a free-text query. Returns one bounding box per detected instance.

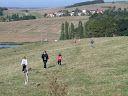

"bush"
[48,77,68,96]
[85,8,128,37]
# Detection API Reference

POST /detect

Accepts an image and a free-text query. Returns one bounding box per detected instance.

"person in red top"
[57,53,62,65]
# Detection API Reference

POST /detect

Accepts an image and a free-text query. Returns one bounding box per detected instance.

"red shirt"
[57,55,62,61]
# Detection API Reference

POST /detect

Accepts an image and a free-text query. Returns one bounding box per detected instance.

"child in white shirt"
[21,56,28,85]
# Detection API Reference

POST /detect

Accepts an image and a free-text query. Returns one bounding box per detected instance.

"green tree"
[60,23,65,40]
[77,21,84,38]
[44,13,48,17]
[70,23,75,39]
[65,21,69,39]
[117,19,128,36]
[62,10,70,16]
[83,22,88,38]
[86,14,118,37]
[11,14,20,21]
[74,8,81,16]
[0,10,3,16]
[0,16,6,22]
[68,26,71,39]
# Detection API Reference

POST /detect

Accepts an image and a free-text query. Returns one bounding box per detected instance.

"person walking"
[57,53,62,65]
[21,56,28,85]
[89,38,95,48]
[41,51,49,68]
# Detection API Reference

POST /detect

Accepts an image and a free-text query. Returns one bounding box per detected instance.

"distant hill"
[115,1,128,3]
[66,0,104,8]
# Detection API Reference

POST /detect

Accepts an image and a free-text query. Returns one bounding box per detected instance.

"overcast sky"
[0,0,127,8]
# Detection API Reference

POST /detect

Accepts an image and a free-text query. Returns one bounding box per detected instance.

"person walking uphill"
[41,51,49,68]
[57,53,62,65]
[89,38,95,48]
[21,56,28,85]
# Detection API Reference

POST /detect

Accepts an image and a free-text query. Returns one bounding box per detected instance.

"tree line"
[0,13,36,22]
[60,8,128,40]
[60,21,88,40]
[85,8,128,37]
[0,7,36,22]
[6,14,36,21]
[0,7,8,16]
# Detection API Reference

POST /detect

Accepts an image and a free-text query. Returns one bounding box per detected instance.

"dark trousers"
[58,60,61,65]
[22,64,27,73]
[43,60,47,68]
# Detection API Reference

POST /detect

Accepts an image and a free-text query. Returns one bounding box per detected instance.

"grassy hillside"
[0,16,88,42]
[65,0,104,8]
[1,2,127,42]
[0,37,128,96]
[66,2,128,11]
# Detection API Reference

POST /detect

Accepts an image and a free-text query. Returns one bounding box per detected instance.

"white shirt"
[21,59,28,65]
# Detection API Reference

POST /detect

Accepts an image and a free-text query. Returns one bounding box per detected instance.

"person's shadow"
[60,63,66,66]
[48,65,56,68]
[48,63,66,68]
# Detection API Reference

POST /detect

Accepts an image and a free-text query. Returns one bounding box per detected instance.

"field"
[0,16,88,42]
[0,37,128,96]
[0,2,128,42]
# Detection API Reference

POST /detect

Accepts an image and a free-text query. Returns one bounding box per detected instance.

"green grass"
[0,37,128,96]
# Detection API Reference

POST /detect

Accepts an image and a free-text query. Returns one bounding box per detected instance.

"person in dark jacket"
[89,38,95,48]
[41,51,49,68]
